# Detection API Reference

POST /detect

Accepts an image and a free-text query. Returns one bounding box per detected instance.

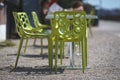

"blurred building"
[0,7,5,24]
[0,3,6,41]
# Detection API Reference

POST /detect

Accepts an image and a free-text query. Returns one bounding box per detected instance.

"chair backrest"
[32,11,42,27]
[13,12,24,37]
[17,12,32,29]
[13,12,34,36]
[52,11,87,41]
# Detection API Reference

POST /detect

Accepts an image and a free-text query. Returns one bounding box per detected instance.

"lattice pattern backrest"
[72,11,87,37]
[13,12,24,36]
[17,12,31,29]
[53,11,87,39]
[32,11,42,27]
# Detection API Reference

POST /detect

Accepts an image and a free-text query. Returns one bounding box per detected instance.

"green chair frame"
[13,12,53,69]
[51,11,88,73]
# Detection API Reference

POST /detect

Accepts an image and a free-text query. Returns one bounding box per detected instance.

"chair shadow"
[32,45,56,49]
[7,53,67,59]
[7,52,49,59]
[21,53,67,59]
[21,53,48,59]
[11,66,64,75]
[0,65,64,75]
[32,45,48,49]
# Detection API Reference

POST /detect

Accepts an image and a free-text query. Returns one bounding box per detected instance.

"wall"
[0,7,6,41]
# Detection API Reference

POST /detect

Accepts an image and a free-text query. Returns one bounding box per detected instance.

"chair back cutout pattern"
[52,11,87,41]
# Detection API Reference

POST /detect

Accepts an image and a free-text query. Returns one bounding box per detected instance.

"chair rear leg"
[60,41,64,65]
[89,26,93,36]
[55,39,58,73]
[33,38,37,46]
[40,38,43,55]
[81,40,85,73]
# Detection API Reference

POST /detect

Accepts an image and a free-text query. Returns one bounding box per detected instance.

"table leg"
[70,42,74,67]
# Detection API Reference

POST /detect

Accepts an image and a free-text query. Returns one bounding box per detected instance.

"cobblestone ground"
[0,20,120,80]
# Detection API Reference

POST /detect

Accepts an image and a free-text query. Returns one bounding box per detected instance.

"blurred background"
[83,0,120,21]
[0,0,120,40]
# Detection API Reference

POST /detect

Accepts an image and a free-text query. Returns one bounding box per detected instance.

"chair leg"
[79,41,81,54]
[40,38,43,55]
[81,37,88,73]
[63,42,65,58]
[81,39,85,73]
[48,37,53,69]
[60,41,64,65]
[84,37,87,68]
[24,38,28,53]
[55,39,58,73]
[89,26,93,36]
[33,38,37,46]
[15,37,24,68]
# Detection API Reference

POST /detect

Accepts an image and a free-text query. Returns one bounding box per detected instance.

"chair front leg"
[15,37,24,68]
[55,38,58,73]
[60,41,64,65]
[81,37,88,73]
[48,37,53,69]
[81,39,85,73]
[24,38,28,53]
[84,37,87,68]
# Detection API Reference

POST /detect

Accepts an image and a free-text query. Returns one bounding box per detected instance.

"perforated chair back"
[13,12,25,37]
[52,11,87,41]
[32,11,50,29]
[17,12,32,29]
[32,11,42,27]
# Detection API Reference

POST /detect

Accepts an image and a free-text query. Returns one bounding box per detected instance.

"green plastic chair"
[13,12,53,69]
[13,12,44,53]
[31,11,50,54]
[51,11,87,73]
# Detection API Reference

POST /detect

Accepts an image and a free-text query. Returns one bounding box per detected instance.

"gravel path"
[0,27,120,79]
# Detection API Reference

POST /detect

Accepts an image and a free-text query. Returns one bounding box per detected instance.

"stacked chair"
[13,12,53,69]
[51,11,88,73]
